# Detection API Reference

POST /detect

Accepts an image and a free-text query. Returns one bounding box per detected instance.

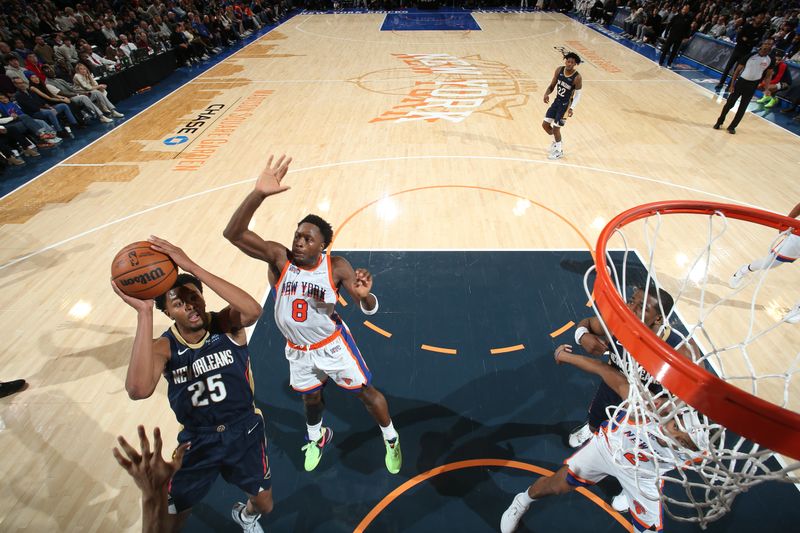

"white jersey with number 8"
[273,254,339,346]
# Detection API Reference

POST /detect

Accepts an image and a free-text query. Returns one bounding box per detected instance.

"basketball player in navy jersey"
[224,155,402,475]
[542,52,582,160]
[500,344,707,533]
[112,236,273,533]
[567,283,699,512]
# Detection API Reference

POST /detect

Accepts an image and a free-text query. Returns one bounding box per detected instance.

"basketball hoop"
[589,200,800,527]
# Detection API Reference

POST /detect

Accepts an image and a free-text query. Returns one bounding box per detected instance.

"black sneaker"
[713,122,721,130]
[727,127,736,134]
[0,379,27,398]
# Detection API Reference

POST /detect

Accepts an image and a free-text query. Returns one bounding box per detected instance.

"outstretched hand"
[254,154,293,197]
[112,425,189,497]
[111,279,154,311]
[148,236,197,274]
[554,344,573,364]
[352,268,373,299]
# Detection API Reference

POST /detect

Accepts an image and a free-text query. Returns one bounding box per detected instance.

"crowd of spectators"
[2,0,799,173]
[585,0,799,59]
[0,0,290,172]
[581,0,800,119]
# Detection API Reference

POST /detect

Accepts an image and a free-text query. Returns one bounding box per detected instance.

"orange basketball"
[111,241,178,299]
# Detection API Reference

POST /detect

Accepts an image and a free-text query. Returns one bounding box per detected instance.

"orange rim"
[594,200,800,459]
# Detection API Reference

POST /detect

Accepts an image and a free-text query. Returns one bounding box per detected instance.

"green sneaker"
[302,427,333,472]
[764,97,779,109]
[384,436,402,474]
[756,94,770,104]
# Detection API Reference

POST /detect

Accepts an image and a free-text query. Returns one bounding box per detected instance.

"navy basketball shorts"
[544,101,569,127]
[587,380,623,430]
[168,412,271,513]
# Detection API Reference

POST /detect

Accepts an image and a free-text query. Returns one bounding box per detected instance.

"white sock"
[380,421,398,442]
[554,141,562,150]
[307,420,322,442]
[241,505,260,522]
[519,490,535,505]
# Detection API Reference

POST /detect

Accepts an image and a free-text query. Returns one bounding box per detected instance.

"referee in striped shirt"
[714,39,774,134]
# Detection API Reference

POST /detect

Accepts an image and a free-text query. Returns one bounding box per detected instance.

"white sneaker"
[231,502,263,533]
[784,303,800,324]
[568,423,592,448]
[110,110,124,118]
[547,141,557,154]
[611,492,628,512]
[500,492,530,533]
[728,265,749,289]
[548,149,564,160]
[99,115,113,123]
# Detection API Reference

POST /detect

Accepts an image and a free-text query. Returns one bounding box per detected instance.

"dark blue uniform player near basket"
[543,52,583,160]
[112,236,273,533]
[566,283,699,513]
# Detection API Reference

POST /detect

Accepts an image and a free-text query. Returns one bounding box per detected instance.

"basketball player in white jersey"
[500,344,707,533]
[224,155,402,474]
[729,201,800,324]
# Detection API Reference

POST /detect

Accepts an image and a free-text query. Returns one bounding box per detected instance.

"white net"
[586,205,800,528]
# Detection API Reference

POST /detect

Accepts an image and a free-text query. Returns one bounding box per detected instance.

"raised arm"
[575,315,609,355]
[113,426,188,533]
[223,154,293,267]
[148,237,262,329]
[111,282,171,400]
[554,344,629,397]
[332,256,377,313]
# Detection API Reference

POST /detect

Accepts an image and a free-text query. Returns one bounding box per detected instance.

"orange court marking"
[421,344,457,355]
[364,320,392,338]
[327,186,594,358]
[354,459,633,532]
[338,295,348,306]
[490,344,525,355]
[550,321,575,338]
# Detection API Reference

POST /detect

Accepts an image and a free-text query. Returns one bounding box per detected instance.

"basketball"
[111,241,177,299]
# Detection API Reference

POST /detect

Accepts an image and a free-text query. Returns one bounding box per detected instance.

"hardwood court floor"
[0,12,798,531]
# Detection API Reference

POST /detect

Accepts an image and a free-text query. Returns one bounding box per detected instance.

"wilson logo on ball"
[119,267,167,287]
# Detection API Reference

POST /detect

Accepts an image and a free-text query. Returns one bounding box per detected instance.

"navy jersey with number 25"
[161,312,257,428]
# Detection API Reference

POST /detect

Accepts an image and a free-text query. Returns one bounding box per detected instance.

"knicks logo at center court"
[354,53,536,124]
